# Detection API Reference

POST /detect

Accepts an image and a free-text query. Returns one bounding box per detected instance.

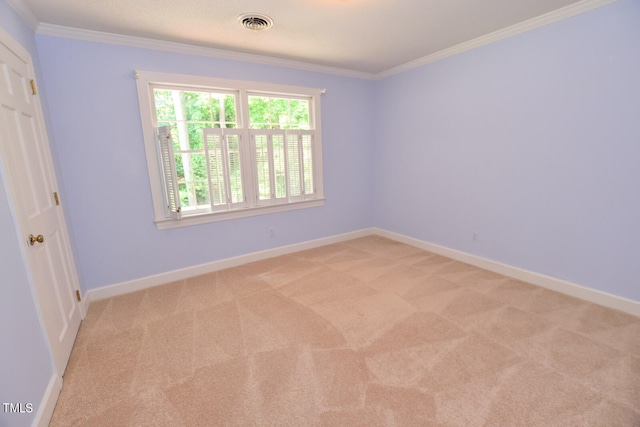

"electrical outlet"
[472,232,479,242]
[269,228,275,238]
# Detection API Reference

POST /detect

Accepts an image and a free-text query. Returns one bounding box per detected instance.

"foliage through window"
[136,71,324,228]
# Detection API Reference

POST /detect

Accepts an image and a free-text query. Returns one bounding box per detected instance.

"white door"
[0,30,82,375]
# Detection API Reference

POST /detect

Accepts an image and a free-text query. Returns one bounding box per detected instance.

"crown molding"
[5,0,39,31]
[35,23,377,81]
[375,0,618,79]
[26,0,616,81]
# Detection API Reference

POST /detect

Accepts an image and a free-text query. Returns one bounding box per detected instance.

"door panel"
[0,34,82,375]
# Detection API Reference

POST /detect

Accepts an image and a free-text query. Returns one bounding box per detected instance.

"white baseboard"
[84,226,639,317]
[87,228,375,302]
[32,374,62,427]
[374,228,640,317]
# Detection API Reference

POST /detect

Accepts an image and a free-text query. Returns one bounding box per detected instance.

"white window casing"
[135,70,325,230]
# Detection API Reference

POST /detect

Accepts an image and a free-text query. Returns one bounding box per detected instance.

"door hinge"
[53,192,60,206]
[75,290,82,302]
[30,79,37,95]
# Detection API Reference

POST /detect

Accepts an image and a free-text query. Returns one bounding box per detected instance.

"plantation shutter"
[272,132,286,199]
[223,130,245,205]
[250,129,287,204]
[253,132,272,201]
[203,128,245,211]
[157,125,182,219]
[300,131,314,198]
[203,128,228,210]
[285,131,303,201]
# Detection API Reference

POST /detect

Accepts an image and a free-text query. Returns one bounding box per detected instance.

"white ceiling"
[14,0,605,75]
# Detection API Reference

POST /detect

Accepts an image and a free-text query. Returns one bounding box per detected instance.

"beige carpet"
[50,236,640,426]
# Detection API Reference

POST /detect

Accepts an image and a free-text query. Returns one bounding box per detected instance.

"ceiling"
[15,0,598,75]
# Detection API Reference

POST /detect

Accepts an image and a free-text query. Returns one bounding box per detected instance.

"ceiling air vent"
[238,13,274,31]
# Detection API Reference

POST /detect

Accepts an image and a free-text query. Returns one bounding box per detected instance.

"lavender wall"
[2,1,638,425]
[374,0,640,301]
[27,0,640,305]
[35,37,376,291]
[0,1,55,426]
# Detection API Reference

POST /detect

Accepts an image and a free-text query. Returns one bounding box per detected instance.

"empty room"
[1,0,639,425]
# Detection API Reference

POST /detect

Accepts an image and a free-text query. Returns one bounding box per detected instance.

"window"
[135,71,324,229]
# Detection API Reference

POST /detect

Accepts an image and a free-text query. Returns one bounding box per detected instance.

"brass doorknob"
[29,234,44,245]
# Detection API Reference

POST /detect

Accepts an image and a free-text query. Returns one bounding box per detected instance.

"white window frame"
[135,70,325,230]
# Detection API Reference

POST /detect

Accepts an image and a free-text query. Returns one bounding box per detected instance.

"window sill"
[154,198,325,230]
